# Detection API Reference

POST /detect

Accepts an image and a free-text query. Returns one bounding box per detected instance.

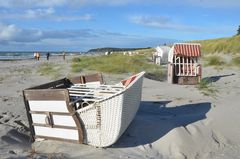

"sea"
[0,51,83,61]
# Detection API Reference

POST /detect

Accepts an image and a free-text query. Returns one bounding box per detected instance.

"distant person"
[34,52,37,60]
[36,52,40,61]
[46,52,50,60]
[63,52,66,60]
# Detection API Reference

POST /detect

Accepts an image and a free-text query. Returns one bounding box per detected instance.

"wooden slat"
[33,123,77,130]
[24,89,69,101]
[29,111,70,116]
[34,126,79,140]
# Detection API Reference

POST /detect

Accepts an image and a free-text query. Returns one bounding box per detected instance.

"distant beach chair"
[168,43,201,84]
[23,72,145,147]
[153,46,170,65]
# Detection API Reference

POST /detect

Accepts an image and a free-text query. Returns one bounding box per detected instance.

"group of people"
[34,52,41,60]
[33,52,66,61]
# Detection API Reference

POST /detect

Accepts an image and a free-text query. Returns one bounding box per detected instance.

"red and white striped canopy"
[173,43,201,57]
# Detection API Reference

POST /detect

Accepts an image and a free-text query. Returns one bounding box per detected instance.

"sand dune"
[0,57,240,158]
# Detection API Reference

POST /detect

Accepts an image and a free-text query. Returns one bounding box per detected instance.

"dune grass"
[72,53,167,81]
[197,79,218,97]
[0,77,4,83]
[193,35,240,54]
[203,55,226,67]
[231,55,240,68]
[38,62,62,79]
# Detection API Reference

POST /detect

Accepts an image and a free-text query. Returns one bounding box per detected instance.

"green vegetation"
[0,77,4,83]
[237,25,240,36]
[87,47,152,53]
[197,79,218,97]
[72,53,167,81]
[231,55,240,68]
[38,62,61,79]
[13,68,32,74]
[204,55,226,66]
[193,35,240,54]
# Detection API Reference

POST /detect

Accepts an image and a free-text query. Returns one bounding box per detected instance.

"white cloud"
[0,23,43,42]
[0,0,239,8]
[184,0,240,8]
[0,24,20,41]
[0,23,118,44]
[25,8,55,18]
[0,22,177,51]
[130,15,201,32]
[0,0,67,8]
[54,14,92,21]
[0,8,92,21]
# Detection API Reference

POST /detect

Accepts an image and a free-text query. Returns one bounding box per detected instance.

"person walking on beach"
[36,52,40,61]
[34,52,37,60]
[63,52,66,60]
[46,52,50,60]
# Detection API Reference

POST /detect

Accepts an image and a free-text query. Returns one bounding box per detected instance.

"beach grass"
[0,77,4,83]
[231,55,240,68]
[72,53,167,81]
[197,79,218,97]
[38,62,61,79]
[203,55,226,67]
[193,35,240,54]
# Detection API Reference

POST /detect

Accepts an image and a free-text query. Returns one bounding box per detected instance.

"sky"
[0,0,239,51]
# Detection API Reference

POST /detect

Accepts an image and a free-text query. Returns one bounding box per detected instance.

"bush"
[204,55,226,66]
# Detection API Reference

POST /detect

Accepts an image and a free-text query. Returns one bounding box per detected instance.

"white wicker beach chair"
[23,72,145,147]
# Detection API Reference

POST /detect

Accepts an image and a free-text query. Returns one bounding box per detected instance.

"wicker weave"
[77,71,145,147]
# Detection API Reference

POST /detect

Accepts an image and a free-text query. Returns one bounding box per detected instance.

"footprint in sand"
[0,112,29,132]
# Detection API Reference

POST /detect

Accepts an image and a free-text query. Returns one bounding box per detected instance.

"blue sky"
[0,0,239,51]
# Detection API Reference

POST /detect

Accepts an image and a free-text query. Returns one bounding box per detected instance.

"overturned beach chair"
[23,72,145,147]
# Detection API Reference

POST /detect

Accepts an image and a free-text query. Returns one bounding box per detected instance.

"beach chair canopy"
[173,43,201,57]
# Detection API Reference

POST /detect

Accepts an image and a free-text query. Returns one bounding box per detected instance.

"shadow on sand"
[113,101,211,148]
[202,73,235,83]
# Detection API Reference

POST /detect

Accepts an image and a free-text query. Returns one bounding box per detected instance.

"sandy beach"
[0,56,240,159]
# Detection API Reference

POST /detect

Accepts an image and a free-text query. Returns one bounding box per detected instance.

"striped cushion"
[121,75,137,87]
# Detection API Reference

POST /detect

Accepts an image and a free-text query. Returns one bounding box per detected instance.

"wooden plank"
[33,123,77,130]
[28,78,71,89]
[35,135,79,143]
[30,111,70,116]
[24,89,69,101]
[29,101,69,113]
[31,114,77,127]
[34,126,79,140]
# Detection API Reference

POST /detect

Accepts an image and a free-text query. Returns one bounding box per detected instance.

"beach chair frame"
[23,72,145,147]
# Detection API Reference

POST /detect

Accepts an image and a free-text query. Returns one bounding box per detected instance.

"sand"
[0,56,240,159]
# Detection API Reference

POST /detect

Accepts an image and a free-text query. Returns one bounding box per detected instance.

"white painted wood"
[190,57,193,75]
[86,81,101,86]
[178,57,181,76]
[29,101,68,112]
[52,115,76,127]
[34,126,78,140]
[183,57,185,76]
[31,114,76,127]
[32,114,46,124]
